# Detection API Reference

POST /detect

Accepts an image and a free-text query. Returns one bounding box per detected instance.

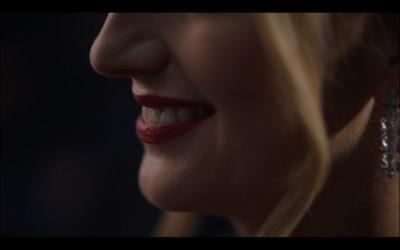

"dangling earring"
[380,87,399,178]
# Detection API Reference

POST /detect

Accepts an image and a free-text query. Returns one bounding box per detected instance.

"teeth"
[142,106,213,125]
[147,107,161,125]
[142,106,149,122]
[160,108,177,124]
[177,108,194,122]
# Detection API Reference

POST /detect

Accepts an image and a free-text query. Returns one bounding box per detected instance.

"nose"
[90,13,170,78]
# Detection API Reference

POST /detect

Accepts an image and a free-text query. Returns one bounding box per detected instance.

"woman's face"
[90,13,306,220]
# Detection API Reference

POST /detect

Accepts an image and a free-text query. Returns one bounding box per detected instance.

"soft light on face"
[90,13,307,220]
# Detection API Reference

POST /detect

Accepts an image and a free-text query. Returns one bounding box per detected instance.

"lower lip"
[135,114,207,144]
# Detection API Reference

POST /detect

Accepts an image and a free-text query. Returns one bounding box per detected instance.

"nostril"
[90,35,170,78]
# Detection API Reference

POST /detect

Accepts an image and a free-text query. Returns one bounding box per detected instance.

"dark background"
[1,13,231,237]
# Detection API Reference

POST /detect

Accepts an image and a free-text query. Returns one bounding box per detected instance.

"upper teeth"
[142,106,212,125]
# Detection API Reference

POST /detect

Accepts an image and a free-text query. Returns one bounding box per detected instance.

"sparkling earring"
[380,87,399,178]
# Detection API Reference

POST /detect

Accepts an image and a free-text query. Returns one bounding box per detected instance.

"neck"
[230,98,399,237]
[291,99,399,237]
[291,154,399,236]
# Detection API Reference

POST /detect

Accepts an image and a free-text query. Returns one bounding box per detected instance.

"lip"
[133,94,214,144]
[133,94,211,108]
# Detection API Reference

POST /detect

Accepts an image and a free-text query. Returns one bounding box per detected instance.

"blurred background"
[1,13,230,237]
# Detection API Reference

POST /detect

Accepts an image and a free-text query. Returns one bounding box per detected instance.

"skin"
[90,13,399,236]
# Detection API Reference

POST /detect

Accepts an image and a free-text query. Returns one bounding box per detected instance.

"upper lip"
[133,94,213,109]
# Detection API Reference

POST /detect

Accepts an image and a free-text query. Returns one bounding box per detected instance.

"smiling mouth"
[142,106,215,125]
[134,94,215,144]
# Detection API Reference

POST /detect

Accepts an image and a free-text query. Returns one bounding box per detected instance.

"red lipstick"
[133,94,214,144]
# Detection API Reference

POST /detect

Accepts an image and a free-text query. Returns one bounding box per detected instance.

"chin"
[138,148,210,212]
[137,116,222,212]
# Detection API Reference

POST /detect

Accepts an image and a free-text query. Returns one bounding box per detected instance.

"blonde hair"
[254,13,331,237]
[152,13,397,237]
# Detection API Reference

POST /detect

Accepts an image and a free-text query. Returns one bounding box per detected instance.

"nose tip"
[89,15,170,78]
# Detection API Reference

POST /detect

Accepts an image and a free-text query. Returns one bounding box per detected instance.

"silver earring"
[380,87,399,178]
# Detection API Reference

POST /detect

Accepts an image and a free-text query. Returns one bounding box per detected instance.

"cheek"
[177,17,302,161]
[174,21,306,205]
[178,21,266,104]
[140,16,308,213]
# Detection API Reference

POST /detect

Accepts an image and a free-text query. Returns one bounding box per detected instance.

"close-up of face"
[89,12,399,237]
[90,13,307,226]
[2,12,397,238]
